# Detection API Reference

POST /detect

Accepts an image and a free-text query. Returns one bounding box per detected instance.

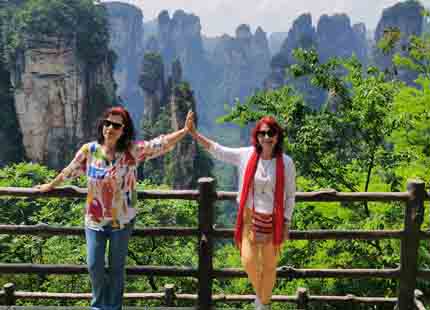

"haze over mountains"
[0,0,426,171]
[104,0,425,127]
[101,0,428,36]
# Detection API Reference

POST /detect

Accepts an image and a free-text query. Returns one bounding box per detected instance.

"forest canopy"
[1,0,110,64]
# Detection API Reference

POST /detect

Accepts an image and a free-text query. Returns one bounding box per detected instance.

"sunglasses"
[257,129,277,138]
[103,119,124,130]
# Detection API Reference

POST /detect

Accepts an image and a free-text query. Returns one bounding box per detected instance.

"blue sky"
[103,0,430,36]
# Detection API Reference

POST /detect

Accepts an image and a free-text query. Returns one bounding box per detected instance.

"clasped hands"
[184,110,196,136]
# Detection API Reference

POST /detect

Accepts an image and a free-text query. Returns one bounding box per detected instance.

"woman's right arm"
[36,172,66,192]
[188,112,242,166]
[36,144,89,192]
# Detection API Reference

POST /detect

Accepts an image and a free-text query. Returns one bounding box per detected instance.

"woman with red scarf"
[187,113,296,310]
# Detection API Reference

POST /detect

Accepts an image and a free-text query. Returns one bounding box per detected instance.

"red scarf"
[234,149,285,251]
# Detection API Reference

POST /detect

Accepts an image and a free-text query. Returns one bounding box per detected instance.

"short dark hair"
[250,116,284,156]
[96,106,135,152]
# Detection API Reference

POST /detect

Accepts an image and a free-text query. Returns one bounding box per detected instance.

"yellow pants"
[240,207,279,305]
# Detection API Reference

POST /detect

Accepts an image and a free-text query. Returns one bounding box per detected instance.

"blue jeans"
[85,221,134,310]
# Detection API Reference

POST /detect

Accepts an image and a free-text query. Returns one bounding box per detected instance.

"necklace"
[260,160,272,177]
[259,160,272,194]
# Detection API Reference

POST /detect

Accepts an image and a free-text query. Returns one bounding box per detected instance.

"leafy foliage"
[393,33,430,78]
[3,7,430,309]
[0,163,89,304]
[139,53,164,93]
[2,0,110,65]
[377,27,402,55]
[0,163,201,307]
[225,49,402,197]
[217,44,430,308]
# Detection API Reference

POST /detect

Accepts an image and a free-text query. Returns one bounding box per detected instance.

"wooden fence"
[0,178,428,309]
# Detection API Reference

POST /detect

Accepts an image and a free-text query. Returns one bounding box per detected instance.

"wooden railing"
[0,178,428,309]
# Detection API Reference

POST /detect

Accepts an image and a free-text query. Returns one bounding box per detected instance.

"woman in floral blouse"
[37,106,191,310]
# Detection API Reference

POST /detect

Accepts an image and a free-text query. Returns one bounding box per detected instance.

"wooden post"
[296,287,309,310]
[197,178,216,309]
[164,283,175,307]
[4,283,16,305]
[397,180,425,310]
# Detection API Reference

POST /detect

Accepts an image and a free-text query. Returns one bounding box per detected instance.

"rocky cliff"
[265,14,324,106]
[202,35,222,54]
[103,2,144,121]
[144,10,217,128]
[139,52,165,122]
[0,10,25,166]
[139,54,212,188]
[269,32,288,55]
[317,14,368,64]
[167,77,202,189]
[1,1,118,169]
[374,0,423,84]
[11,36,116,168]
[142,11,273,132]
[156,10,206,72]
[210,24,271,121]
[265,13,369,107]
[265,13,316,90]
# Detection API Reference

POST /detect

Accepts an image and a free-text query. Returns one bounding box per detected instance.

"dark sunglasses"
[257,129,277,138]
[103,119,124,130]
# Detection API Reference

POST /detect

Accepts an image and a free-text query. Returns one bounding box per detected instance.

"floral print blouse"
[62,137,173,231]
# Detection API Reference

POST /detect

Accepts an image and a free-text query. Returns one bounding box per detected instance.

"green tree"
[2,0,110,65]
[389,76,430,183]
[393,33,430,79]
[0,163,201,308]
[224,49,402,201]
[218,49,415,307]
[389,30,430,183]
[0,163,89,305]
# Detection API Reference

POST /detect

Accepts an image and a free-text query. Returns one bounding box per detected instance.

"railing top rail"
[0,186,200,200]
[0,263,401,279]
[0,289,399,304]
[218,190,413,202]
[0,179,427,309]
[0,186,418,202]
[0,224,407,240]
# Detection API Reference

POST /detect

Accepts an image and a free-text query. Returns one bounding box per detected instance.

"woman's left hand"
[185,110,195,134]
[282,223,290,242]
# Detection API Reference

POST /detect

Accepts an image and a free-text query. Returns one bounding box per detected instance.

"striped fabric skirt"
[240,207,279,304]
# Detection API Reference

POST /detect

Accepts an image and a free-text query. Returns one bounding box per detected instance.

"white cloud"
[102,0,430,36]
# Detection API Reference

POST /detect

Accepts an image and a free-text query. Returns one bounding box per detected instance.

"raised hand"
[185,110,196,135]
[184,111,212,150]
